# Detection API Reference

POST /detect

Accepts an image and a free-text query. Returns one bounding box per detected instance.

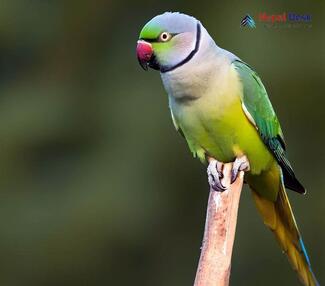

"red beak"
[136,40,153,70]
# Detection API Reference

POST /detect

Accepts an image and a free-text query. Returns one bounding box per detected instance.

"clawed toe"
[207,159,226,192]
[231,156,250,184]
[207,156,250,191]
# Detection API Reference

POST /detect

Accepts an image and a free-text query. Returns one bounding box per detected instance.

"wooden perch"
[194,162,245,286]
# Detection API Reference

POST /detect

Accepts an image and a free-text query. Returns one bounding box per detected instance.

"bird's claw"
[207,159,227,192]
[231,155,250,184]
[207,156,250,191]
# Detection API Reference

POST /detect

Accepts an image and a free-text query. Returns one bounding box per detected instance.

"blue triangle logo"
[241,14,256,28]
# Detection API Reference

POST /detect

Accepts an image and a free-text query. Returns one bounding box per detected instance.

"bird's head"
[136,12,200,73]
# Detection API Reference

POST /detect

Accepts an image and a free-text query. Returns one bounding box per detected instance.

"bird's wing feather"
[232,59,305,194]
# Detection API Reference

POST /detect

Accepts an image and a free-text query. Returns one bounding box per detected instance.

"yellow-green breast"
[170,66,275,176]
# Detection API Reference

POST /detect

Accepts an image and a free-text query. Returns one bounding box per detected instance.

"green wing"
[233,60,305,194]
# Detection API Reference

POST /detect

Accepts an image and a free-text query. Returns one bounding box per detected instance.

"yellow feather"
[251,186,318,286]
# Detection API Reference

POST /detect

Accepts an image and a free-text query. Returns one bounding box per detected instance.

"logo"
[259,12,312,28]
[240,12,312,29]
[240,14,256,28]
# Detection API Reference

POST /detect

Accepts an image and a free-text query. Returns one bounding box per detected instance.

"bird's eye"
[159,32,171,42]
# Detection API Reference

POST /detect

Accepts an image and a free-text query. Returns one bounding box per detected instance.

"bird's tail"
[251,184,319,286]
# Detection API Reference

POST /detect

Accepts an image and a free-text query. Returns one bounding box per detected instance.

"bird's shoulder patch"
[241,102,257,129]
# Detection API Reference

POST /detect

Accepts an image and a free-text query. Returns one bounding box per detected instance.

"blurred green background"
[0,0,323,285]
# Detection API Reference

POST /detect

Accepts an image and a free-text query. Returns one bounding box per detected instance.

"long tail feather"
[251,185,319,286]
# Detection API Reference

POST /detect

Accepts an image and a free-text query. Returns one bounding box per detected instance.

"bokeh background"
[0,0,323,285]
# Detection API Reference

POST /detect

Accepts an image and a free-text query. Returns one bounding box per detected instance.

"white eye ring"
[159,32,171,42]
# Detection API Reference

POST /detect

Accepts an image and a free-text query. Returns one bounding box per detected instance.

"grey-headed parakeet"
[136,12,318,286]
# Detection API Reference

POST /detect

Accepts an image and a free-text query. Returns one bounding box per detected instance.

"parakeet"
[136,12,319,286]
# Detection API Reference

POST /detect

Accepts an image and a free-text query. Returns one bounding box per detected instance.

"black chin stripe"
[160,22,201,73]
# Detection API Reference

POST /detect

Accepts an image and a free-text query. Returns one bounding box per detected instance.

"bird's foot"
[230,155,250,184]
[207,158,226,192]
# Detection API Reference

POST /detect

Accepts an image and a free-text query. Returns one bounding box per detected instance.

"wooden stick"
[194,162,245,286]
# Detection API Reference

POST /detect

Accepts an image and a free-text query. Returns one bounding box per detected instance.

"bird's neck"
[160,28,233,103]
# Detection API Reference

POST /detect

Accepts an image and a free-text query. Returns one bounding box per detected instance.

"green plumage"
[137,12,318,285]
[233,60,305,194]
